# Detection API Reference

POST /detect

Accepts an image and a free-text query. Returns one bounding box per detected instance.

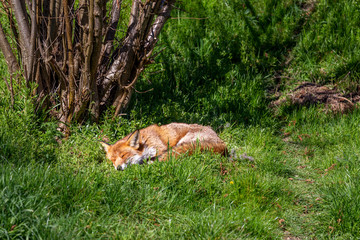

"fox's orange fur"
[101,123,228,170]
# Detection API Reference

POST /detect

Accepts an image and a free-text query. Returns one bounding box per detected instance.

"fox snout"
[113,156,145,170]
[113,157,129,171]
[115,163,127,171]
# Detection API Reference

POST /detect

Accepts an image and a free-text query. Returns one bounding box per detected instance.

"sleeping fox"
[101,123,228,170]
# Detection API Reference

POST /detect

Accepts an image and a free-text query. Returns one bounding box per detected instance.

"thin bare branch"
[104,0,140,88]
[144,0,175,55]
[63,0,76,124]
[1,0,21,57]
[46,0,58,48]
[99,0,121,68]
[27,0,37,82]
[11,0,30,50]
[89,0,104,121]
[0,21,20,76]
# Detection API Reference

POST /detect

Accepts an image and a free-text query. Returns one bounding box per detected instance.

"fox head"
[101,130,156,170]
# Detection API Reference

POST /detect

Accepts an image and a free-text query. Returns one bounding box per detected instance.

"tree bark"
[0,22,19,76]
[0,0,176,133]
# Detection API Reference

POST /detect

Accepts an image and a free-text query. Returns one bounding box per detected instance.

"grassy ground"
[1,0,360,239]
[2,99,360,239]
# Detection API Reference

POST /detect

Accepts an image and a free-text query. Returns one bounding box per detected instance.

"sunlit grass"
[1,0,360,238]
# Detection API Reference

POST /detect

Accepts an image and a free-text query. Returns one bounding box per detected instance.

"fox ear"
[127,130,140,149]
[100,142,111,152]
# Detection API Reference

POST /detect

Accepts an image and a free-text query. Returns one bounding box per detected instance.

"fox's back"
[140,123,226,152]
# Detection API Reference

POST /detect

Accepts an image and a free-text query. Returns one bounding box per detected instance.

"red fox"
[101,123,228,170]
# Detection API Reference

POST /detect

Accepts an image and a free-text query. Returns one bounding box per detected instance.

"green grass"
[2,0,360,238]
[3,106,360,238]
[0,124,289,239]
[279,108,360,238]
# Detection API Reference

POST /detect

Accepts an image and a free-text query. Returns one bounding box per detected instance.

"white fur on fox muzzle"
[115,163,128,171]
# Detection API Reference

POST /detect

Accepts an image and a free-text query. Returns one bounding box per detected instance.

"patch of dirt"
[270,82,360,113]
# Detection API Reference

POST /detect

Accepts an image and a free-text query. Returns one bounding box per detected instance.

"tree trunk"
[0,0,176,133]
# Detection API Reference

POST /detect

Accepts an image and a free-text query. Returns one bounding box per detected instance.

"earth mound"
[270,82,360,113]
